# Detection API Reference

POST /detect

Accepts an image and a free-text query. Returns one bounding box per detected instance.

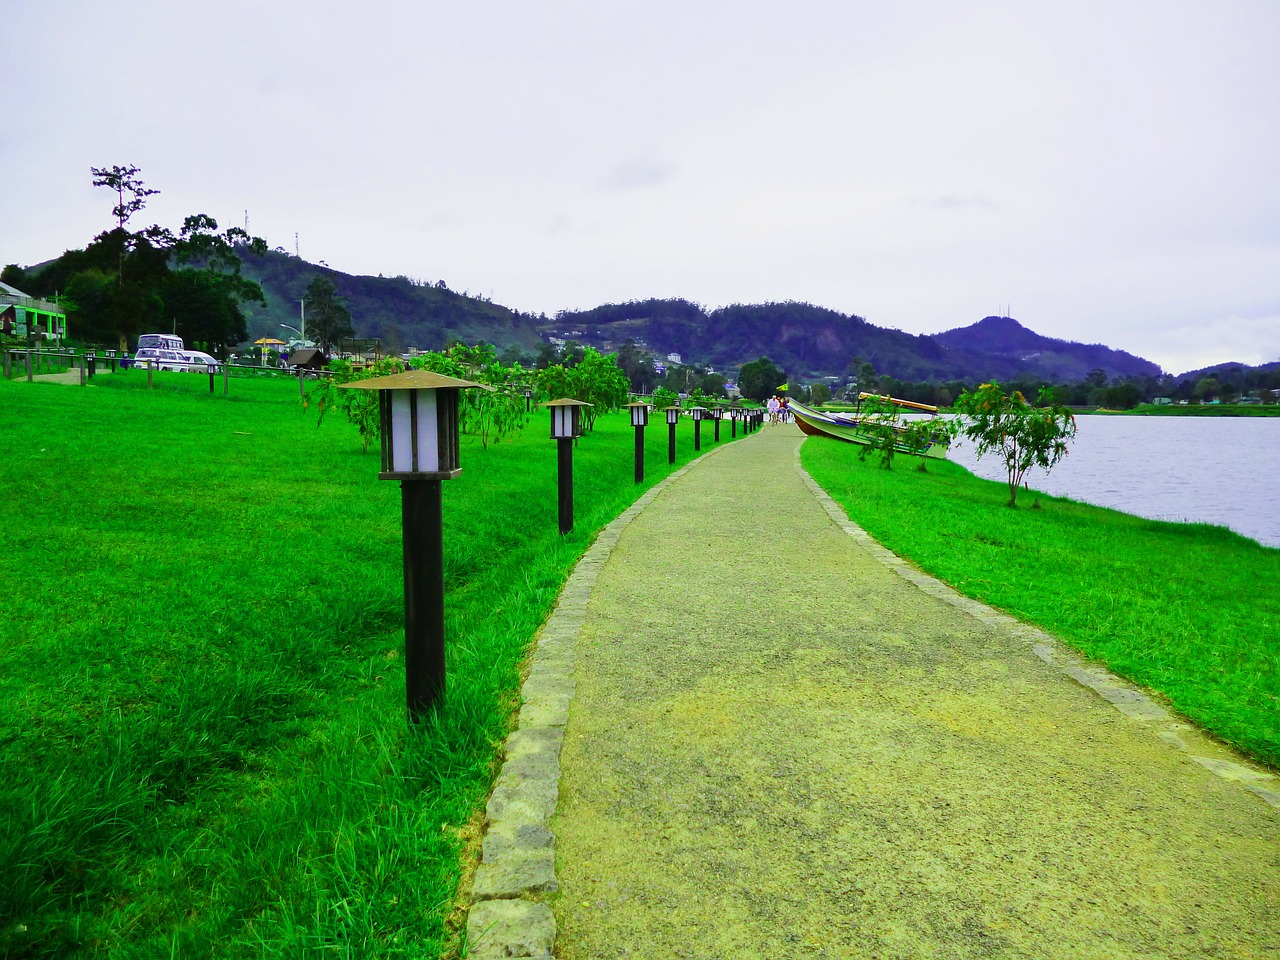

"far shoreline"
[1083,403,1280,417]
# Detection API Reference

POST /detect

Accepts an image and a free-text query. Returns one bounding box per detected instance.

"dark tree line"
[801,361,1280,410]
[2,165,266,354]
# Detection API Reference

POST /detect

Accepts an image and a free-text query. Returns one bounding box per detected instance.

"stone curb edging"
[464,439,739,960]
[793,444,1280,811]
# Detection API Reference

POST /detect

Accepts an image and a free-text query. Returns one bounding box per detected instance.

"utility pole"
[299,299,306,343]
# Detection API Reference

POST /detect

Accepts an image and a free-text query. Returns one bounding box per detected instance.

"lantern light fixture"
[687,406,707,450]
[546,398,593,534]
[340,369,487,478]
[626,401,650,483]
[548,397,590,439]
[339,368,486,721]
[627,400,650,427]
[663,405,681,464]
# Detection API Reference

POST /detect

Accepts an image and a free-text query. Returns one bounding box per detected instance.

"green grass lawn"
[802,437,1280,771]
[0,369,737,958]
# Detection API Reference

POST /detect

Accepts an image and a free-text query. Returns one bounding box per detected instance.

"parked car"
[133,348,187,372]
[182,350,220,372]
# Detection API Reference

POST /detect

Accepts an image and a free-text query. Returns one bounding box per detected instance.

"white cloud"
[602,158,678,191]
[1154,314,1280,375]
[2,0,1279,372]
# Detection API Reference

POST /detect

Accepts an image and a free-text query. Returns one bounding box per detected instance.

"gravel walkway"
[469,425,1278,960]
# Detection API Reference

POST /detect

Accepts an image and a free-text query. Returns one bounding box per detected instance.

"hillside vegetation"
[237,249,543,354]
[543,300,1165,382]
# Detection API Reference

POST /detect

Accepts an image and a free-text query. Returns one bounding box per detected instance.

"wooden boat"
[788,393,952,459]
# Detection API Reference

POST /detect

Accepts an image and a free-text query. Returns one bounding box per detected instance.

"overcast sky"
[4,0,1278,375]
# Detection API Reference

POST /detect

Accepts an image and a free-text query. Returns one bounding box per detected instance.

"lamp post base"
[558,438,574,535]
[402,477,445,720]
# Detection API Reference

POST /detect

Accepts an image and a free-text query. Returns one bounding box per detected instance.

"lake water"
[944,415,1280,549]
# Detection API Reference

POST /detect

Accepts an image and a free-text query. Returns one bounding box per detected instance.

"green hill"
[236,249,542,354]
[543,300,1166,382]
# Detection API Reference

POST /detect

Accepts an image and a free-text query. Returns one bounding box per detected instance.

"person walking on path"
[545,426,1278,959]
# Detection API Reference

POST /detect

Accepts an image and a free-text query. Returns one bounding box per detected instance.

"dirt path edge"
[463,440,737,960]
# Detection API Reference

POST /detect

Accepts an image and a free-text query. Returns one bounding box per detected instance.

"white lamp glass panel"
[390,390,414,473]
[553,406,571,438]
[415,390,440,471]
[390,389,440,473]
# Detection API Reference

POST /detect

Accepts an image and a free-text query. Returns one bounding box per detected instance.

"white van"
[137,333,185,353]
[133,348,186,372]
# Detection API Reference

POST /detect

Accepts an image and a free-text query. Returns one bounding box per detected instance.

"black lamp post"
[524,386,533,413]
[548,398,592,535]
[339,369,484,721]
[206,361,217,394]
[711,405,723,443]
[626,401,650,483]
[688,406,706,451]
[664,405,681,464]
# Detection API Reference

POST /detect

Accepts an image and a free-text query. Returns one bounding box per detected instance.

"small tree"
[304,275,353,353]
[901,417,955,472]
[856,395,900,469]
[652,386,679,411]
[536,347,628,431]
[91,163,159,235]
[737,356,786,403]
[306,356,406,452]
[412,344,529,448]
[955,382,1077,507]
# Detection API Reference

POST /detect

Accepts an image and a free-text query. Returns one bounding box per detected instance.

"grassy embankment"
[0,369,735,958]
[802,439,1280,771]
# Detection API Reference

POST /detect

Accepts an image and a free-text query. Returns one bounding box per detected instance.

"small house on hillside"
[1,281,67,341]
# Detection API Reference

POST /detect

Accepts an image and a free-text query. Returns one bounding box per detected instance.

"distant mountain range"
[1175,358,1280,382]
[545,301,1164,384]
[931,315,1162,383]
[234,250,1248,383]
